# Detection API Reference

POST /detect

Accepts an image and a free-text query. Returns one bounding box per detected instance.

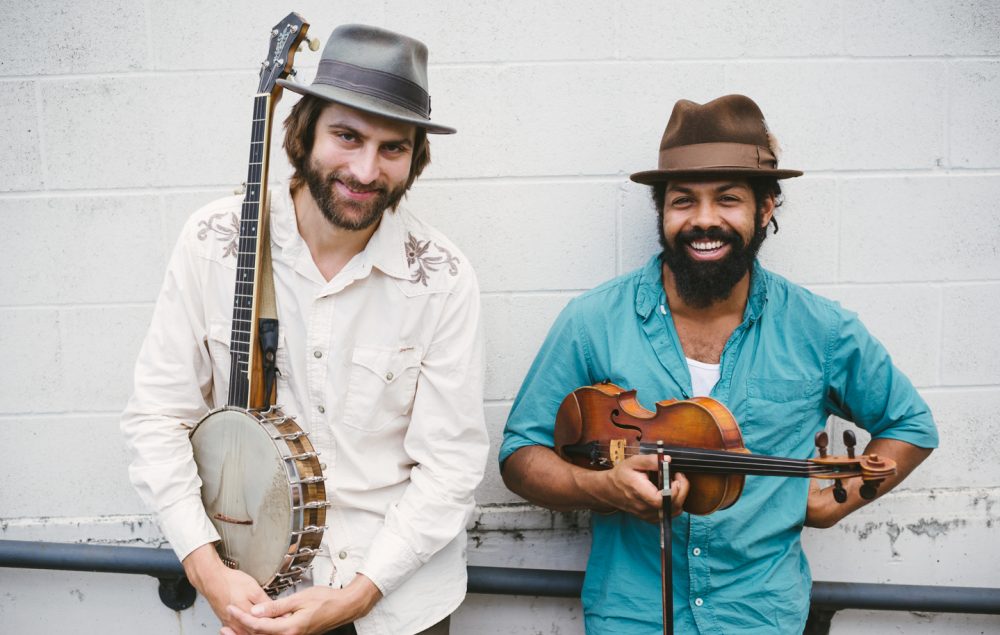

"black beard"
[302,161,406,232]
[659,211,768,308]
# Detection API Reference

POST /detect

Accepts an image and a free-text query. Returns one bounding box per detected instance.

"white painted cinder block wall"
[2,1,998,633]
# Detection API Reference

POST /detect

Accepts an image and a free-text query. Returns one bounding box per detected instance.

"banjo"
[189,13,326,596]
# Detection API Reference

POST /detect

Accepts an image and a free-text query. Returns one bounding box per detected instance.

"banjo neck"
[227,17,311,410]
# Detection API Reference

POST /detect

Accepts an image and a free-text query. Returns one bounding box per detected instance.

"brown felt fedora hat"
[630,94,802,183]
[278,24,455,134]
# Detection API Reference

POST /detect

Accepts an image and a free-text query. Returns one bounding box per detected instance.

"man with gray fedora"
[123,24,486,635]
[500,95,938,633]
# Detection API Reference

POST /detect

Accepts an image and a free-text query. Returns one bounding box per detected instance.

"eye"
[334,131,358,143]
[669,196,692,207]
[382,143,407,155]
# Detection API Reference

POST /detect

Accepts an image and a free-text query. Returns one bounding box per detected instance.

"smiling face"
[301,102,417,232]
[659,179,775,308]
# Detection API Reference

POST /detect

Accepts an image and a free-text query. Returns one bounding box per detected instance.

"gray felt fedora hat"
[277,24,455,134]
[630,94,801,184]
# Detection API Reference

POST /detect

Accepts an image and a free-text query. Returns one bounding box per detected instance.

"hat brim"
[630,167,803,184]
[278,79,456,135]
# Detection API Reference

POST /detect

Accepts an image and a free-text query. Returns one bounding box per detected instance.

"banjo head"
[191,408,303,587]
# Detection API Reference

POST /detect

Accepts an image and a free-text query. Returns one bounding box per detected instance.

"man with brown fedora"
[122,24,487,635]
[500,95,938,633]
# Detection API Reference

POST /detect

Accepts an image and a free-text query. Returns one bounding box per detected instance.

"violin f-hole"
[610,408,644,441]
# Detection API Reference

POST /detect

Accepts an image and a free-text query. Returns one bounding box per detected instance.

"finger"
[670,472,690,517]
[250,596,295,618]
[624,452,661,472]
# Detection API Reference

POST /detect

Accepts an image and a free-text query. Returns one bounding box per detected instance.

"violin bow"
[658,441,673,635]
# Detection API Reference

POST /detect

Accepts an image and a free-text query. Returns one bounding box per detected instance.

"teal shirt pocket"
[744,376,824,455]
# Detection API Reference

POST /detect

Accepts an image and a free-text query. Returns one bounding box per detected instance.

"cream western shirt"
[121,188,488,634]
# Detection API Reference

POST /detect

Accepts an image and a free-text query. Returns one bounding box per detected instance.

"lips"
[334,179,382,202]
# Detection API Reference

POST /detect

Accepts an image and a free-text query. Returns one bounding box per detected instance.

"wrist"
[181,542,225,590]
[345,574,382,620]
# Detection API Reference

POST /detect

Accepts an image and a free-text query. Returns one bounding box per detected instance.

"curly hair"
[282,94,431,193]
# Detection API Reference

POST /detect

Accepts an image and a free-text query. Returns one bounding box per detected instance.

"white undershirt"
[687,357,721,397]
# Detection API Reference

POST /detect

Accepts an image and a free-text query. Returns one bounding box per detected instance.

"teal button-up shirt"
[500,255,938,634]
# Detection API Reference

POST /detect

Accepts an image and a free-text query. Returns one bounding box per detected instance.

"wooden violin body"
[555,383,896,515]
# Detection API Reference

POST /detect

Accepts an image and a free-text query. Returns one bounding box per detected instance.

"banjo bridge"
[213,512,254,526]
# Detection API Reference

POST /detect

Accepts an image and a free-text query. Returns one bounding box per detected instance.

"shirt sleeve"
[823,305,939,449]
[356,265,489,596]
[120,221,220,561]
[499,299,595,466]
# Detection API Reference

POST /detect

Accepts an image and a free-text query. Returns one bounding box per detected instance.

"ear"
[758,193,776,229]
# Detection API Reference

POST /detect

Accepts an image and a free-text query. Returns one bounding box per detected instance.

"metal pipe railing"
[2,540,998,628]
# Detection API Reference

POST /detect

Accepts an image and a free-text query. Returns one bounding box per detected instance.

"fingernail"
[251,605,264,616]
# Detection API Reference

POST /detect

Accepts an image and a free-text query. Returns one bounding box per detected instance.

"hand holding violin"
[580,452,690,523]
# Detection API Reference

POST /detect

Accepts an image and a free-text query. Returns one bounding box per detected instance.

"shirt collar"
[363,206,411,280]
[634,254,663,320]
[270,187,411,281]
[633,254,769,322]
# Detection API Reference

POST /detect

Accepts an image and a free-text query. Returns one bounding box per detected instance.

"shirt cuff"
[158,495,221,562]
[356,528,422,596]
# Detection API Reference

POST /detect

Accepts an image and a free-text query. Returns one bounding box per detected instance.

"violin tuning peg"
[843,430,857,459]
[306,36,320,51]
[859,481,878,501]
[832,479,848,503]
[814,431,829,458]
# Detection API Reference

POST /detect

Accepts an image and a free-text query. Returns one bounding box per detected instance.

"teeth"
[690,240,724,251]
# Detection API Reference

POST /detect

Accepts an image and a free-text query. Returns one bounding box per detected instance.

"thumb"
[248,586,270,605]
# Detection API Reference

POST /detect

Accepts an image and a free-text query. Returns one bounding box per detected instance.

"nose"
[348,146,380,185]
[689,199,722,230]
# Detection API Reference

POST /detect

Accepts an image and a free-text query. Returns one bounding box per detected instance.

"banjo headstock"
[257,12,315,95]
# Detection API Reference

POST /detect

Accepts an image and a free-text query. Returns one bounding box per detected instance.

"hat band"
[660,142,777,171]
[314,59,431,118]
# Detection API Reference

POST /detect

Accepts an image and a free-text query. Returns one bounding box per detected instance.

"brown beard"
[302,160,406,232]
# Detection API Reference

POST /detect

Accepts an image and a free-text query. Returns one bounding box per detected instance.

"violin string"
[585,442,861,477]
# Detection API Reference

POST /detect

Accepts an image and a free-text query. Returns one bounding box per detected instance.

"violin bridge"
[609,438,626,465]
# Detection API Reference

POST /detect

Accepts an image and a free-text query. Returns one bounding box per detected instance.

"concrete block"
[0,569,217,634]
[454,595,585,635]
[0,195,166,306]
[918,389,1000,490]
[618,180,662,274]
[950,62,1000,168]
[427,62,725,179]
[148,1,377,72]
[844,0,1000,56]
[40,73,256,189]
[756,176,840,284]
[840,176,1000,282]
[60,306,152,413]
[618,0,840,59]
[0,415,145,518]
[408,180,618,293]
[815,284,941,388]
[0,309,65,413]
[475,403,519,506]
[382,0,616,63]
[803,488,999,586]
[0,1,146,76]
[725,61,947,171]
[482,294,574,401]
[0,81,43,192]
[941,283,1000,385]
[830,611,1000,635]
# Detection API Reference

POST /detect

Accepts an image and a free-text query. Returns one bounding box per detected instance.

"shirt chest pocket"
[744,377,824,455]
[342,346,422,432]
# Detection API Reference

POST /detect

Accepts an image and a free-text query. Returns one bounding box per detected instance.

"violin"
[554,382,896,515]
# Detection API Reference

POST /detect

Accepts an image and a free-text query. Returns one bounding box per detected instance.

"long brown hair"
[282,94,431,194]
